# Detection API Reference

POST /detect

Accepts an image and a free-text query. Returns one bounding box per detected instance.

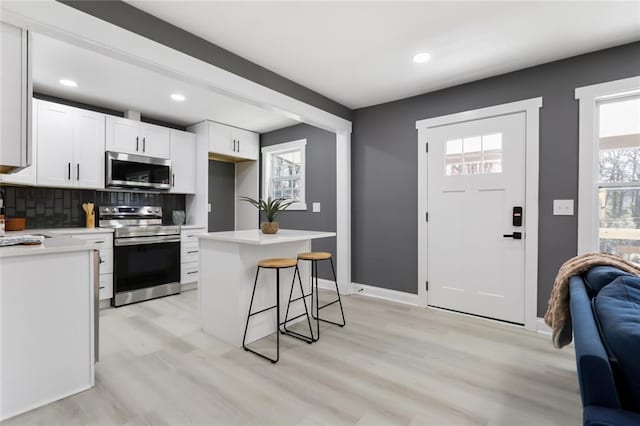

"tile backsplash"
[1,185,186,229]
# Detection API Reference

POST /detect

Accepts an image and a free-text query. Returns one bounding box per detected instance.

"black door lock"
[503,232,523,240]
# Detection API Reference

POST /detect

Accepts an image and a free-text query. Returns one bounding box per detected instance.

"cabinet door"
[36,101,75,188]
[0,23,31,171]
[105,116,140,155]
[141,123,171,158]
[170,129,196,194]
[0,101,37,185]
[232,128,259,160]
[74,109,105,189]
[208,121,234,157]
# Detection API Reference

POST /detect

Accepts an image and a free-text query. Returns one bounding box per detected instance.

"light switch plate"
[312,202,321,213]
[553,199,574,216]
[208,203,212,213]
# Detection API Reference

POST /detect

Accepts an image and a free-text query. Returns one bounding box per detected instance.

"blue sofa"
[570,266,640,425]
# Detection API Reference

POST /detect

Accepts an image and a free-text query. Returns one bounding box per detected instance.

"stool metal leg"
[242,266,280,364]
[281,265,314,343]
[311,257,347,329]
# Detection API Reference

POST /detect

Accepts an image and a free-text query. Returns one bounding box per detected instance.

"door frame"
[416,97,542,331]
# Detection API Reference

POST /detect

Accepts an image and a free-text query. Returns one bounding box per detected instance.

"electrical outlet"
[312,202,321,213]
[553,199,574,216]
[208,203,212,213]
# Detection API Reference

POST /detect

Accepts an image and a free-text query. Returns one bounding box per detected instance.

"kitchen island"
[198,229,336,346]
[0,232,97,420]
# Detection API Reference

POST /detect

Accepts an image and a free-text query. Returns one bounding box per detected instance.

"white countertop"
[0,231,98,258]
[198,229,336,245]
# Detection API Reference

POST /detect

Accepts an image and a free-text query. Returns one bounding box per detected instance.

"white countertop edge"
[0,235,98,258]
[48,227,114,235]
[181,224,206,230]
[197,229,337,245]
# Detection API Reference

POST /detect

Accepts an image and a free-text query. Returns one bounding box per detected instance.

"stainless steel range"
[99,206,181,307]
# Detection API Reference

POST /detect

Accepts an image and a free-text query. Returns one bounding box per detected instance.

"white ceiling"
[127,1,640,109]
[32,33,297,132]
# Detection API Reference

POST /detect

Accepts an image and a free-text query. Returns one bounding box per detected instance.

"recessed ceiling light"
[170,93,186,102]
[413,53,432,64]
[59,79,78,87]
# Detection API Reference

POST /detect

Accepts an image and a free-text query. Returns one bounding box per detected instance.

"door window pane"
[482,133,502,174]
[444,133,502,176]
[445,139,463,176]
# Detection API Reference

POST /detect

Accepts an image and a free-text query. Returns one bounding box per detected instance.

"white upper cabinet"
[106,116,170,159]
[105,116,139,155]
[75,109,106,188]
[141,123,171,158]
[0,22,32,174]
[0,102,37,186]
[36,99,105,189]
[36,101,76,188]
[208,121,258,161]
[232,127,259,160]
[170,129,196,194]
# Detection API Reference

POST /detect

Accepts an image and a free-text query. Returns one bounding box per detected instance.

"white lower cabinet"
[181,227,204,286]
[65,232,114,301]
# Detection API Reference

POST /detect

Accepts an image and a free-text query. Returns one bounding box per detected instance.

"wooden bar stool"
[242,258,314,364]
[294,252,346,341]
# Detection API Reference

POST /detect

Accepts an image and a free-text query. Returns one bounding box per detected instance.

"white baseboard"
[349,282,420,306]
[536,317,552,335]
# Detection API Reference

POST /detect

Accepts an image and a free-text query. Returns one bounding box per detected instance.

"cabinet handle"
[76,163,80,180]
[95,240,105,244]
[233,139,236,152]
[99,286,105,290]
[172,173,175,187]
[143,137,146,152]
[187,271,198,275]
[187,250,198,254]
[237,140,240,152]
[136,136,139,151]
[68,162,71,180]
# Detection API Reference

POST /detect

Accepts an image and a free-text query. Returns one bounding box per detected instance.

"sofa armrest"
[570,277,621,409]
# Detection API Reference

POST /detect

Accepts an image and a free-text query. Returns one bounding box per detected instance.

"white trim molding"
[416,97,543,331]
[575,76,640,254]
[317,279,419,306]
[261,139,307,211]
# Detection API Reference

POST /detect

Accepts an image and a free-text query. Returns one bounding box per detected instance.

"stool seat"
[258,258,298,268]
[298,252,332,261]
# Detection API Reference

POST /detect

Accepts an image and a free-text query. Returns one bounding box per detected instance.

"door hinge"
[425,212,429,222]
[426,281,429,291]
[425,142,429,153]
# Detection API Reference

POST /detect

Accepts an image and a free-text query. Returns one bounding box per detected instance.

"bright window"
[261,139,307,210]
[445,133,502,176]
[597,95,640,262]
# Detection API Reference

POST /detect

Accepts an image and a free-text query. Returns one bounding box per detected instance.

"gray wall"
[260,124,337,280]
[208,160,235,232]
[352,41,640,316]
[60,0,351,121]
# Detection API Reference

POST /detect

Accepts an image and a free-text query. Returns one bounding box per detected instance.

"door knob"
[503,232,522,240]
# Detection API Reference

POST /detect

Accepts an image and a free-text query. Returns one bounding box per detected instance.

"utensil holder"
[86,212,95,228]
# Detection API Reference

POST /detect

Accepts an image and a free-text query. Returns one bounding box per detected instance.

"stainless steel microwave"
[105,151,171,190]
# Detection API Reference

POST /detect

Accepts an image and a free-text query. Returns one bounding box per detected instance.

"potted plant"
[239,196,295,234]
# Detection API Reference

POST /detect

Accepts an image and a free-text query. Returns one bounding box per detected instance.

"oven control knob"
[154,208,160,213]
[147,208,153,213]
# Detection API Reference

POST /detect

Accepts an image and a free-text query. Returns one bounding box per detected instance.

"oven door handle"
[114,235,181,246]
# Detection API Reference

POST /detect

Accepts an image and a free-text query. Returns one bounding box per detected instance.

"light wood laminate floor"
[5,290,581,425]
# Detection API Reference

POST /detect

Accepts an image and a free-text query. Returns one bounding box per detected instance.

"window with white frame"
[261,139,307,210]
[597,95,640,263]
[576,76,640,263]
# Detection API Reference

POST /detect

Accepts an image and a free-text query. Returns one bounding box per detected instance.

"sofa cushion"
[585,266,633,295]
[594,275,640,412]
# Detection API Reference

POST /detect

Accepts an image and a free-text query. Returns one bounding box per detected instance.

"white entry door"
[426,112,526,324]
